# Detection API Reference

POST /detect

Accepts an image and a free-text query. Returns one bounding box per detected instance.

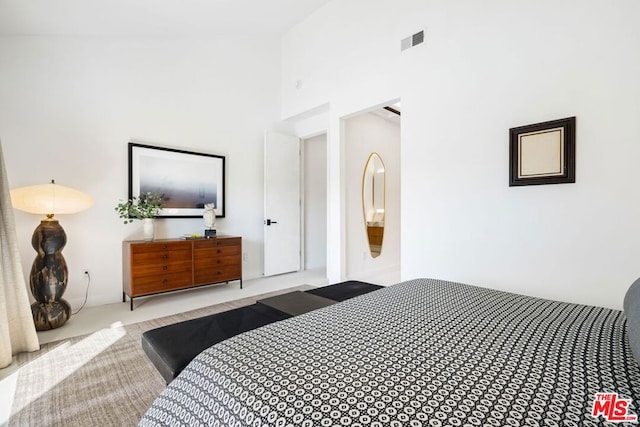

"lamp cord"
[72,271,91,315]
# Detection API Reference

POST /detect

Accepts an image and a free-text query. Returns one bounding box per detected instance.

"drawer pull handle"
[217,249,221,254]
[217,260,221,264]
[161,245,168,250]
[162,279,168,284]
[162,266,168,270]
[161,254,168,259]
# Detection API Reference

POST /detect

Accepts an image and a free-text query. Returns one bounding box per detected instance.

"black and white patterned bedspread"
[140,278,640,426]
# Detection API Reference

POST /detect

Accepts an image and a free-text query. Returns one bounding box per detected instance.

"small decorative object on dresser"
[115,192,164,241]
[203,202,216,238]
[122,236,242,310]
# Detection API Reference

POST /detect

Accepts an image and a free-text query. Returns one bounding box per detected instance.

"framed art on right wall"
[509,116,576,186]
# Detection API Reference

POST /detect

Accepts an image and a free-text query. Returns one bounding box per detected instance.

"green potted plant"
[115,192,164,240]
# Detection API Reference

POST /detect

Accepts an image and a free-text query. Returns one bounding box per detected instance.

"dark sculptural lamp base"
[31,300,71,331]
[10,179,93,331]
[205,229,216,238]
[30,218,71,331]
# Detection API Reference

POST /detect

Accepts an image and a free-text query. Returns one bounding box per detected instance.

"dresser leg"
[122,292,125,303]
[130,298,134,311]
[240,279,243,289]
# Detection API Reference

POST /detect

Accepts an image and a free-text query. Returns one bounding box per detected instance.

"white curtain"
[0,139,39,368]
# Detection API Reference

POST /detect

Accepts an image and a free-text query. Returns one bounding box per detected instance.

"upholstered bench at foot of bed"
[306,280,383,301]
[142,304,291,384]
[142,280,383,384]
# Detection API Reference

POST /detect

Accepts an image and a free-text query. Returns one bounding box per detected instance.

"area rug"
[8,285,311,427]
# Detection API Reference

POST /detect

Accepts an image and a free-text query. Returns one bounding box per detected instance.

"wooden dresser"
[123,236,242,310]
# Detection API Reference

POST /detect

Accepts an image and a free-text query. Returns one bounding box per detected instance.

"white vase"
[142,218,155,241]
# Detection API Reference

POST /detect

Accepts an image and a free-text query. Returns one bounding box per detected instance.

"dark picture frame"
[128,142,225,218]
[509,117,576,187]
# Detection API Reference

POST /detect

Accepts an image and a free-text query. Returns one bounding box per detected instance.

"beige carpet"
[8,286,311,427]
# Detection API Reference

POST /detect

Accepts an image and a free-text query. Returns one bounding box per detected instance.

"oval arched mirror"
[362,153,386,258]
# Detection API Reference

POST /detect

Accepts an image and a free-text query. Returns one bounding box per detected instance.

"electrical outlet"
[243,252,248,261]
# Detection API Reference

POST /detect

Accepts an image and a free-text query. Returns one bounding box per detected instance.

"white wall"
[345,112,400,280]
[0,35,286,308]
[282,0,640,309]
[303,134,327,270]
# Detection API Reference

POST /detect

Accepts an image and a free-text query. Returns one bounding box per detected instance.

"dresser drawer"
[130,271,193,296]
[194,244,240,257]
[194,264,242,285]
[132,259,192,277]
[194,254,240,270]
[193,238,241,250]
[131,249,192,266]
[131,241,191,254]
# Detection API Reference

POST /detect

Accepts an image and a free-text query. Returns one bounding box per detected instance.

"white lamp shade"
[11,181,93,215]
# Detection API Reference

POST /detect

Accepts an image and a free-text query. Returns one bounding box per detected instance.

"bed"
[140,278,640,426]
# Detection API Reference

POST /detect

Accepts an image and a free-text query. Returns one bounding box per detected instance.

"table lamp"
[10,180,93,331]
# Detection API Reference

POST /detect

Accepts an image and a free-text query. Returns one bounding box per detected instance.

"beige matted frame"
[509,117,576,186]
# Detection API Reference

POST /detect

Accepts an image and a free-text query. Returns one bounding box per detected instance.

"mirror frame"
[362,152,386,258]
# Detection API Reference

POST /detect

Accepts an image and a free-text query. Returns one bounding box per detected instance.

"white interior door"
[264,131,301,276]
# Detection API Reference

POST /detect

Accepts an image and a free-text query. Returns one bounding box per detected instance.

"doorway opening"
[343,103,401,284]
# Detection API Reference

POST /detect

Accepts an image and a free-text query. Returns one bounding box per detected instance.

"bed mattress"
[140,278,640,426]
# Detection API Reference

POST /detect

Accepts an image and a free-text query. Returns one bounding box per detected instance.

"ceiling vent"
[401,30,424,51]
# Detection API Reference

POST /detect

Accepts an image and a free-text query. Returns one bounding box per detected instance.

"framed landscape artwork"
[509,117,576,187]
[128,142,225,218]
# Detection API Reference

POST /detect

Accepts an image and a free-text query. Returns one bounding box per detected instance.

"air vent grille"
[413,31,424,46]
[401,30,424,51]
